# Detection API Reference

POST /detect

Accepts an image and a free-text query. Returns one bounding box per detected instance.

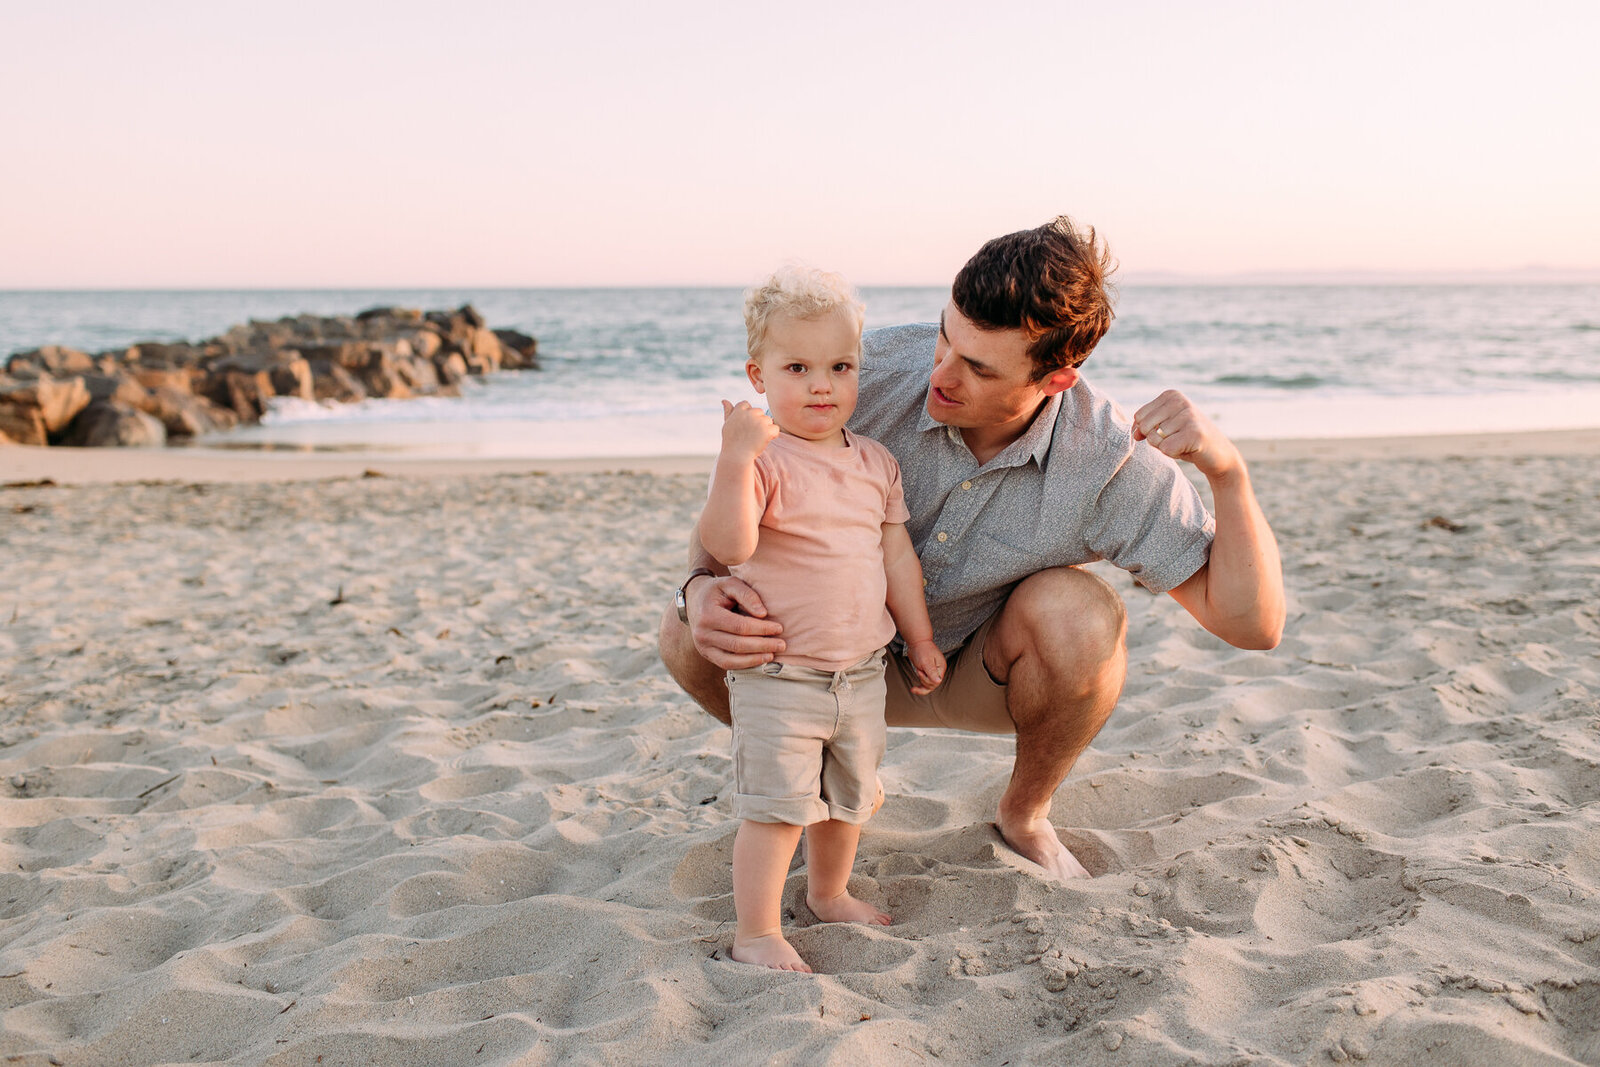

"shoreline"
[7,426,1600,485]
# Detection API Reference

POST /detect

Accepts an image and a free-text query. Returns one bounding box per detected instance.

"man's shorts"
[727,651,886,826]
[884,611,1014,734]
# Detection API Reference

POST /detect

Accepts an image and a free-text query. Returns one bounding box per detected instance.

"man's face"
[925,301,1076,434]
[746,308,861,445]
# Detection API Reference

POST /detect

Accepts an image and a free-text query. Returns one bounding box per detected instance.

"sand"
[1,434,1597,1065]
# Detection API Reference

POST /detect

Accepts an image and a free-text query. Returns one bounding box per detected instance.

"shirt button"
[936,531,949,542]
[961,480,972,490]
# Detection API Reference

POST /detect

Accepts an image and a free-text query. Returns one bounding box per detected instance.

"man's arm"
[1134,390,1285,650]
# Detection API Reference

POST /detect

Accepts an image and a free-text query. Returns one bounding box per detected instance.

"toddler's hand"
[720,400,779,460]
[906,639,946,695]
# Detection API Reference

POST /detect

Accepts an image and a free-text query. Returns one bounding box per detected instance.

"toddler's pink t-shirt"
[729,429,910,671]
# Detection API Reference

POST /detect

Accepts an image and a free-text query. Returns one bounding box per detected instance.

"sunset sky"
[3,0,1595,287]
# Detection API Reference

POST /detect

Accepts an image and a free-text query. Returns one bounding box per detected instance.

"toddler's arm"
[882,522,945,694]
[701,400,779,566]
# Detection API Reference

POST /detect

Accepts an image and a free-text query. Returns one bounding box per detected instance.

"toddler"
[700,265,944,973]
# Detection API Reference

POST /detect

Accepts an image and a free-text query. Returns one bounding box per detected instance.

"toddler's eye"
[833,363,856,373]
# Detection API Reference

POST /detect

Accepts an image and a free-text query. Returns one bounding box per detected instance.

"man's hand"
[1132,390,1243,483]
[687,573,786,670]
[905,638,946,696]
[720,400,779,462]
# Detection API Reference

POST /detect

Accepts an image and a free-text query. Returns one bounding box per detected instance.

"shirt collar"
[917,390,1063,471]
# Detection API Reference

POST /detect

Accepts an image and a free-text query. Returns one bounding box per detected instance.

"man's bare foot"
[731,932,812,972]
[807,890,891,926]
[995,815,1091,880]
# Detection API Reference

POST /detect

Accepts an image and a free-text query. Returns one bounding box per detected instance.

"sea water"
[2,285,1597,458]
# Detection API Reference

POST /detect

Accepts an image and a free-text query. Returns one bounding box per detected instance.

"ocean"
[3,285,1597,459]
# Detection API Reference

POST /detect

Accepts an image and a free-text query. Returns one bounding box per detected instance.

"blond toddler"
[700,266,944,973]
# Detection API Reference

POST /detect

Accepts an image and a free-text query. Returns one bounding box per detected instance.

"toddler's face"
[746,309,861,445]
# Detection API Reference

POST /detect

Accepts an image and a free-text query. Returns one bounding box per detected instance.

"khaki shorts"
[884,612,1014,734]
[727,651,887,826]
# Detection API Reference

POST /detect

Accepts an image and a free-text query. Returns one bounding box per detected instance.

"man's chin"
[925,393,960,426]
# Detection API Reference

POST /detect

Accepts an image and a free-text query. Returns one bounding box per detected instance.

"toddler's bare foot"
[871,779,885,817]
[807,891,891,926]
[731,932,812,973]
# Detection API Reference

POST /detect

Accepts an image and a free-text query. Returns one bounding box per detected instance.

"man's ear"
[1040,367,1079,396]
[745,359,766,394]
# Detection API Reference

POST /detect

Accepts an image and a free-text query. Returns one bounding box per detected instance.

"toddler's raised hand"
[720,400,780,460]
[905,639,946,695]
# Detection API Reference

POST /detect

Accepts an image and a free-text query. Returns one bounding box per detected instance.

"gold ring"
[1154,425,1168,440]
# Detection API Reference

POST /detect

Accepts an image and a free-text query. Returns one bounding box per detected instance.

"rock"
[298,341,371,370]
[144,387,236,437]
[8,302,537,447]
[131,367,196,393]
[82,372,151,407]
[127,341,205,368]
[0,376,92,443]
[432,351,467,386]
[9,346,94,377]
[0,402,45,445]
[463,327,504,375]
[401,329,443,361]
[202,369,274,421]
[495,329,540,370]
[393,356,440,392]
[356,306,423,325]
[424,306,482,345]
[268,357,314,401]
[308,360,367,403]
[60,400,167,447]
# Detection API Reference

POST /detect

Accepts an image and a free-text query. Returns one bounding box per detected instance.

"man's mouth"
[930,386,959,406]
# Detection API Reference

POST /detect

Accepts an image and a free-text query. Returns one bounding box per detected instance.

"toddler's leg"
[804,820,891,926]
[732,819,809,972]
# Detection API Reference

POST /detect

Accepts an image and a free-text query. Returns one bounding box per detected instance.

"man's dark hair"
[951,216,1117,379]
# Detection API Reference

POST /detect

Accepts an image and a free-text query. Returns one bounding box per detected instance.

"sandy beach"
[2,433,1597,1065]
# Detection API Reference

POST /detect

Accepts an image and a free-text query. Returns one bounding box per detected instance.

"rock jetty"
[0,305,538,448]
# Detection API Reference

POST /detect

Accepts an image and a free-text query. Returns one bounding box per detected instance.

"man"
[659,216,1285,880]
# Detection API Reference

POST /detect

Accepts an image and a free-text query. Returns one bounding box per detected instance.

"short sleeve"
[1084,445,1214,593]
[704,453,777,517]
[751,450,777,515]
[883,458,910,525]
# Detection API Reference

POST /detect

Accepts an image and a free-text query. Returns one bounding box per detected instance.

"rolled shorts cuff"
[733,793,830,826]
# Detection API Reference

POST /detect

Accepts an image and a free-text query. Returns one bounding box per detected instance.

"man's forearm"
[1195,465,1285,649]
[685,520,727,575]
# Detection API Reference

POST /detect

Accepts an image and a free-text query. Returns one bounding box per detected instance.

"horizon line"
[5,265,1600,294]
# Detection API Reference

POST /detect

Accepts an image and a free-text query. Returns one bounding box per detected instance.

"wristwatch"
[675,568,718,624]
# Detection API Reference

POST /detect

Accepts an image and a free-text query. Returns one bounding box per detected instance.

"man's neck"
[960,398,1050,466]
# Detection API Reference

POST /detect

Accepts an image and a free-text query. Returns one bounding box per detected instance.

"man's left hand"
[1132,390,1243,482]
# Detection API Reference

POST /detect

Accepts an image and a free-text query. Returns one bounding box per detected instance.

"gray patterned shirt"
[850,323,1215,652]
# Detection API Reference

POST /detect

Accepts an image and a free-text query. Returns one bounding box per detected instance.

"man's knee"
[993,567,1128,676]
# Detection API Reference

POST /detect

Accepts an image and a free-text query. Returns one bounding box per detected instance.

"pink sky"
[2,1,1596,287]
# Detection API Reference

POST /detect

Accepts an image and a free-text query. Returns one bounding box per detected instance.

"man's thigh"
[884,612,1014,734]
